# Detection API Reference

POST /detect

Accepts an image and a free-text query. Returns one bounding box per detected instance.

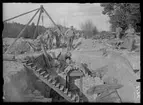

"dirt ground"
[3,38,140,102]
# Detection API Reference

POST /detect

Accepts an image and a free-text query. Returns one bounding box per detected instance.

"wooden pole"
[5,8,41,54]
[40,36,52,68]
[3,8,40,23]
[42,7,65,37]
[33,6,43,39]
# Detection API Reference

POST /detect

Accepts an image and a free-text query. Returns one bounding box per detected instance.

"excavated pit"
[3,61,53,102]
[3,37,140,103]
[3,57,88,102]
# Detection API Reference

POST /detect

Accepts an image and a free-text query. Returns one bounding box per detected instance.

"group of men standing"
[36,26,75,51]
[115,24,135,39]
[115,24,137,51]
[37,23,137,52]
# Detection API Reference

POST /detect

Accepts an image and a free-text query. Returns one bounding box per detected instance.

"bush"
[2,22,47,39]
[80,20,99,39]
[98,31,115,39]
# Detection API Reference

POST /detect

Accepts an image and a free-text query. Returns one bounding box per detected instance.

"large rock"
[3,61,51,102]
[5,38,32,55]
[71,50,140,102]
[3,68,30,102]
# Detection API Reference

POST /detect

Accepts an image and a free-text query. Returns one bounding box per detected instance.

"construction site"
[3,4,140,103]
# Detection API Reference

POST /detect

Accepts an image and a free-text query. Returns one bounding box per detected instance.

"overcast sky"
[3,3,110,31]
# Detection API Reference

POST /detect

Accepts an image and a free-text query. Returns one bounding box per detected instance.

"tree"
[28,22,36,39]
[2,22,48,39]
[80,20,98,38]
[23,27,29,38]
[100,3,140,33]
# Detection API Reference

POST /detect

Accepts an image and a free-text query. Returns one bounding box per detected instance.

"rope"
[3,8,40,23]
[33,8,42,39]
[40,11,52,67]
[5,8,40,54]
[41,12,44,28]
[42,8,64,37]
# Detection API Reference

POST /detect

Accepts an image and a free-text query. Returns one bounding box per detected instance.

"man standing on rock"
[125,24,135,37]
[65,26,75,51]
[45,29,53,50]
[124,24,136,51]
[116,26,122,40]
[112,26,123,49]
[54,28,62,48]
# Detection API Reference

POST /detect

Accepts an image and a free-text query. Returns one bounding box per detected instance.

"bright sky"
[3,3,110,31]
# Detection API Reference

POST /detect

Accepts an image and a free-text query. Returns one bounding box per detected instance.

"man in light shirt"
[44,29,53,50]
[54,28,62,48]
[65,26,75,51]
[124,24,136,51]
[116,26,122,39]
[125,24,135,37]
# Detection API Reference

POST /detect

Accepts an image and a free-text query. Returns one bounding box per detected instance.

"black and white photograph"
[2,3,140,103]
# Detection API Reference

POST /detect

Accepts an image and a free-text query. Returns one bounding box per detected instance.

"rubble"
[3,7,140,102]
[3,38,33,55]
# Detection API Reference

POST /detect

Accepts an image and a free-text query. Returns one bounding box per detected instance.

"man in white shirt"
[124,24,136,51]
[65,26,75,51]
[44,29,53,50]
[116,26,122,39]
[125,24,135,37]
[54,28,62,48]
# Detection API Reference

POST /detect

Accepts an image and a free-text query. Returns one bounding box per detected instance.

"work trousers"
[47,39,53,50]
[56,36,61,48]
[67,37,74,50]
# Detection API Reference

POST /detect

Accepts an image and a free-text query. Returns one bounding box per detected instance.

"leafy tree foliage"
[2,22,47,39]
[2,21,83,42]
[100,3,140,32]
[80,20,99,38]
